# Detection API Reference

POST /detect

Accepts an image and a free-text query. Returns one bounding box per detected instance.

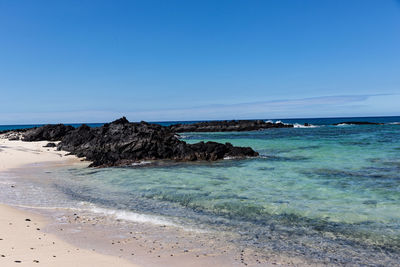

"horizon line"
[1,114,400,127]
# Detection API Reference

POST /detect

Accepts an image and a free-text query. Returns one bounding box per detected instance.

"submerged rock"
[53,117,259,167]
[168,120,293,132]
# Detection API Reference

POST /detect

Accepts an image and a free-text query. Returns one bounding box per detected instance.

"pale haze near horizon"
[0,0,399,124]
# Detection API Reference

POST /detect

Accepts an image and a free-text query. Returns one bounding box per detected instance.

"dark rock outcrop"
[1,117,259,167]
[333,121,383,126]
[0,128,28,135]
[54,118,258,167]
[168,120,293,132]
[43,142,57,147]
[0,128,28,141]
[23,124,74,141]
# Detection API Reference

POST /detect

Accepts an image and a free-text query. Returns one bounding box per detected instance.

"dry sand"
[0,138,138,267]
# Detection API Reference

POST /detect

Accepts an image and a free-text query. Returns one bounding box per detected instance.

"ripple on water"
[3,123,400,266]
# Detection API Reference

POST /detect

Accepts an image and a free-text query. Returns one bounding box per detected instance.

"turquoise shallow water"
[43,122,400,265]
[2,118,400,265]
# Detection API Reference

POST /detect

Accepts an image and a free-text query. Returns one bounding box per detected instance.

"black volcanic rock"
[56,118,258,167]
[0,128,28,141]
[23,124,74,141]
[0,128,28,135]
[110,116,130,125]
[2,117,259,167]
[43,142,57,147]
[333,121,383,126]
[168,120,293,132]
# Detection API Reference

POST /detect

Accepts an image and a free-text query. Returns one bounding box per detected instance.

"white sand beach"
[0,139,138,267]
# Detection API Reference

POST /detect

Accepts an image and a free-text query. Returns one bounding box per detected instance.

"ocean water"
[1,116,400,265]
[1,115,399,131]
[0,123,104,132]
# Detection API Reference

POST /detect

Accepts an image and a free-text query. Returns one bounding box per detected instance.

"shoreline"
[0,138,292,266]
[3,123,398,266]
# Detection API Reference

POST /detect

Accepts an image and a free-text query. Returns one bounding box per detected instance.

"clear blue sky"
[1,0,399,124]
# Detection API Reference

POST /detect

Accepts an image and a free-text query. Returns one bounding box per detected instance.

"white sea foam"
[388,122,400,125]
[336,123,353,127]
[275,120,295,126]
[131,161,152,166]
[12,202,208,233]
[293,123,318,128]
[267,120,318,128]
[84,203,177,226]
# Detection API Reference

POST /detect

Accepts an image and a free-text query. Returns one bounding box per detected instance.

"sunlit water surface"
[1,120,400,265]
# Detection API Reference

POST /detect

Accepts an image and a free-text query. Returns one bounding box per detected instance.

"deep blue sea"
[1,116,400,265]
[1,115,399,131]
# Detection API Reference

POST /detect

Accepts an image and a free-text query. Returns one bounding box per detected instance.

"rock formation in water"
[168,120,293,132]
[58,118,258,167]
[5,117,258,167]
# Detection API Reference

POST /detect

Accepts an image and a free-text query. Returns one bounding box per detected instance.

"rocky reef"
[168,120,293,132]
[6,117,258,167]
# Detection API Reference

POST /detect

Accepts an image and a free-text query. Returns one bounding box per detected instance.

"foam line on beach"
[83,203,210,233]
[6,203,177,227]
[87,205,176,226]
